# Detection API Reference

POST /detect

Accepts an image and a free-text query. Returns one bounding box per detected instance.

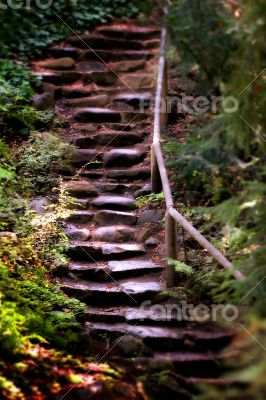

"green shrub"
[168,0,237,93]
[0,0,148,58]
[0,60,51,137]
[16,131,72,194]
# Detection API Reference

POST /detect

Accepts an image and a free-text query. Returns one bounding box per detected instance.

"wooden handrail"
[151,25,244,285]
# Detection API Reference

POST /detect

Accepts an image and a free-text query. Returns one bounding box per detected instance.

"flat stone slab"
[104,123,134,131]
[110,60,146,73]
[65,225,91,241]
[97,182,139,194]
[80,50,154,62]
[120,111,148,124]
[61,86,95,98]
[118,73,152,89]
[68,261,105,272]
[101,243,145,256]
[85,322,231,352]
[142,39,161,49]
[91,195,135,210]
[49,47,80,58]
[84,305,189,325]
[59,276,162,304]
[67,258,157,280]
[37,71,80,85]
[70,135,94,148]
[97,26,161,40]
[107,260,162,273]
[65,95,109,108]
[82,71,117,85]
[70,149,101,164]
[76,61,106,72]
[39,57,75,70]
[75,124,99,133]
[68,34,143,50]
[103,149,145,168]
[74,108,121,123]
[106,167,150,180]
[91,132,143,146]
[68,242,145,260]
[63,180,97,196]
[94,210,137,226]
[93,226,136,242]
[113,92,152,107]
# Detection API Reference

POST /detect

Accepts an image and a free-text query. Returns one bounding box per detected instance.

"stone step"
[38,57,75,70]
[85,322,232,352]
[93,226,136,243]
[70,131,144,148]
[49,46,81,59]
[67,242,145,261]
[36,71,81,85]
[106,167,150,181]
[70,149,102,166]
[104,123,134,131]
[103,149,146,168]
[96,26,161,40]
[94,85,154,97]
[61,86,97,98]
[63,180,98,196]
[65,225,91,241]
[91,195,135,211]
[119,111,149,124]
[65,95,109,108]
[67,35,143,50]
[114,73,153,90]
[94,210,137,226]
[81,180,139,195]
[68,258,161,280]
[80,49,155,62]
[76,61,106,72]
[113,92,152,108]
[74,124,100,133]
[109,60,146,73]
[58,275,162,305]
[82,70,117,86]
[75,171,104,181]
[142,38,161,49]
[84,303,190,325]
[74,107,121,123]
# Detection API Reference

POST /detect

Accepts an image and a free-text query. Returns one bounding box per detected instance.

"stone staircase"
[33,23,233,386]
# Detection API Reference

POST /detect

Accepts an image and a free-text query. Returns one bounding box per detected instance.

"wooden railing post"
[151,144,162,193]
[165,210,178,287]
[161,61,168,126]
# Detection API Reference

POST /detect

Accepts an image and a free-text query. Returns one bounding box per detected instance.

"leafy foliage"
[0,0,147,58]
[167,258,193,277]
[0,60,52,137]
[135,192,165,208]
[168,0,237,93]
[16,131,72,194]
